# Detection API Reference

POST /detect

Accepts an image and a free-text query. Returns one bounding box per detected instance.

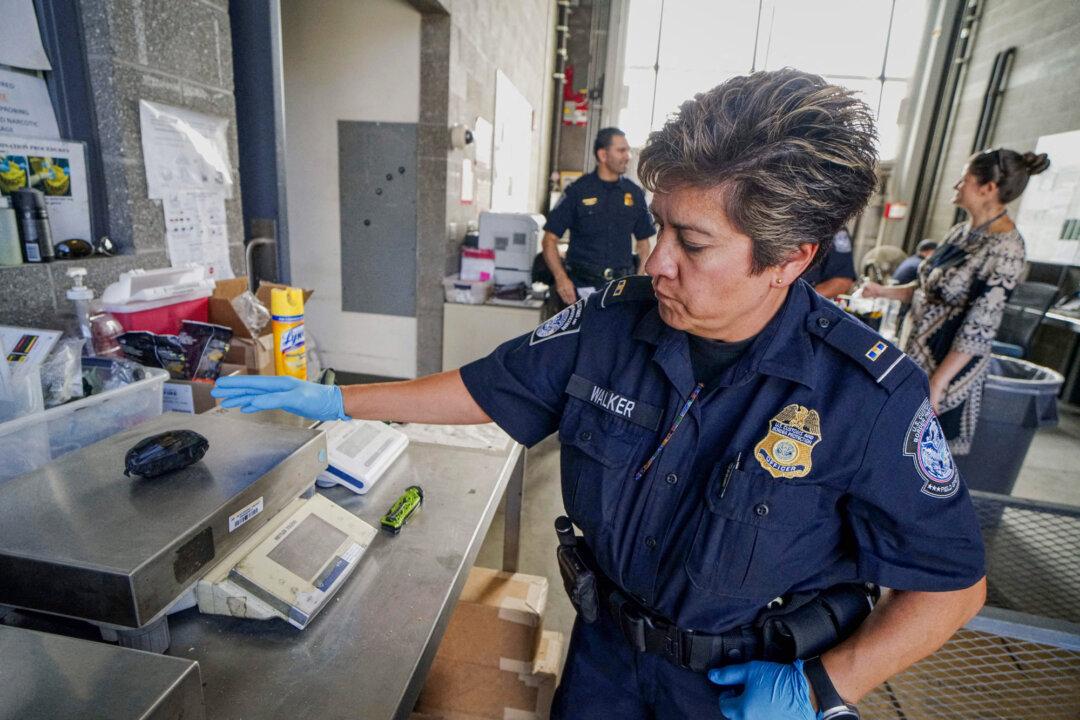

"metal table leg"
[502,449,525,573]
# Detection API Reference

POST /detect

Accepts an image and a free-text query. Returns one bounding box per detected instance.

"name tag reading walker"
[566,374,662,431]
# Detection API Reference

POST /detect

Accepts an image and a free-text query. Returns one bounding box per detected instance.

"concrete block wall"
[924,0,1080,241]
[0,0,245,330]
[414,0,557,375]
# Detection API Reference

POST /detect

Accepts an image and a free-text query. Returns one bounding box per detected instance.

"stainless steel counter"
[164,412,525,720]
[0,624,204,720]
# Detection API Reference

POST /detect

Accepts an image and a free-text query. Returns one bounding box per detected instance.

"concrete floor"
[1012,402,1080,506]
[472,404,1080,645]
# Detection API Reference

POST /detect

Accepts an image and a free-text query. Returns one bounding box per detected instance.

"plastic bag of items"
[40,339,86,408]
[230,290,271,337]
[118,320,232,381]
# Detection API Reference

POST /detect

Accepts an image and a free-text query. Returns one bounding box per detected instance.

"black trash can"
[955,356,1063,494]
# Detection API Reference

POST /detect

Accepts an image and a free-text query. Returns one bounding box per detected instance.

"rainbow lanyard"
[634,382,705,482]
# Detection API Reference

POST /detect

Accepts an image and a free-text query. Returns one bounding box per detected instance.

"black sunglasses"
[54,236,115,259]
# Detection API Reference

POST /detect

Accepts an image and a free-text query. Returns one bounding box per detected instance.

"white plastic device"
[100,265,214,312]
[314,419,409,494]
[196,494,377,629]
[478,212,546,286]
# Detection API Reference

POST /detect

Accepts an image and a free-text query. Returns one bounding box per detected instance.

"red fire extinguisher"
[562,65,589,126]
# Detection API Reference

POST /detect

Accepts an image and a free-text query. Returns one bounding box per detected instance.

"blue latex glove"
[708,659,817,720]
[211,375,349,421]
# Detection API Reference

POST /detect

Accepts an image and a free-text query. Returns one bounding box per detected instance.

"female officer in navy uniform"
[214,69,987,719]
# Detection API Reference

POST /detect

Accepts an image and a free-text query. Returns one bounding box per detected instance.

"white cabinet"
[442,301,544,370]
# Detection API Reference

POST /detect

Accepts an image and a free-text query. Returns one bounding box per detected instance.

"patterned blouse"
[902,221,1025,455]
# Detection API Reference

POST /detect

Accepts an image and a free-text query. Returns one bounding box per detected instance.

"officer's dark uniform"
[545,171,655,288]
[459,276,985,719]
[803,228,857,288]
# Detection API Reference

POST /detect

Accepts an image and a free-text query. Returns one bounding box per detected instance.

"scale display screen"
[267,514,348,583]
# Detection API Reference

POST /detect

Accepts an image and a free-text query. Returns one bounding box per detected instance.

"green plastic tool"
[380,485,424,534]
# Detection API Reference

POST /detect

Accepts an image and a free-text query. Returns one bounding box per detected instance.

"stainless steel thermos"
[12,188,55,263]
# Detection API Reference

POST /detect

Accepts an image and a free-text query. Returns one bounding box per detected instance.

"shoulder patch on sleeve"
[530,298,586,345]
[807,309,915,391]
[904,398,959,498]
[599,275,656,308]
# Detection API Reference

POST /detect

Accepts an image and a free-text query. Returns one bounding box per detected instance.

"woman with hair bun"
[865,148,1050,455]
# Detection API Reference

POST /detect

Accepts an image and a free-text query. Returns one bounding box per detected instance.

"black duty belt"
[566,263,633,286]
[554,517,878,674]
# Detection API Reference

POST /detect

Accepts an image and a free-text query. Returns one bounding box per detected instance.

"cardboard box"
[163,364,245,414]
[415,630,564,720]
[224,334,274,375]
[436,567,548,669]
[209,278,313,340]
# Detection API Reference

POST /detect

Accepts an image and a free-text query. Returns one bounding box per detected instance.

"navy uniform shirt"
[892,254,924,285]
[803,228,857,287]
[545,170,655,276]
[460,276,985,635]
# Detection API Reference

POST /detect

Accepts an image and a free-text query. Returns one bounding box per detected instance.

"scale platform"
[0,624,204,719]
[0,412,327,629]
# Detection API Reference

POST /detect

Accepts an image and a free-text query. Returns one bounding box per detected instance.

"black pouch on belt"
[554,516,600,623]
[756,582,880,662]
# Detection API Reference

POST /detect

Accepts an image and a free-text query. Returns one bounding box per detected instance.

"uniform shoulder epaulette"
[807,307,916,392]
[598,275,656,309]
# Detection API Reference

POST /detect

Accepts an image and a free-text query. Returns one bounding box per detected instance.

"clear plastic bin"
[443,275,493,305]
[0,363,168,483]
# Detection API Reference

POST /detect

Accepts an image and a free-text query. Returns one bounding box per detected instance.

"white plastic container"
[443,275,493,305]
[0,364,168,483]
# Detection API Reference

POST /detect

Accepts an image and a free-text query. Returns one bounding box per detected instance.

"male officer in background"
[892,239,939,285]
[214,70,986,719]
[802,227,858,298]
[543,127,656,306]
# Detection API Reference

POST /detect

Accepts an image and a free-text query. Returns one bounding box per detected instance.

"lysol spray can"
[270,287,307,378]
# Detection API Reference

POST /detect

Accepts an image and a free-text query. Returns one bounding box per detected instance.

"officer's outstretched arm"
[817,578,987,705]
[340,370,491,425]
[212,370,492,425]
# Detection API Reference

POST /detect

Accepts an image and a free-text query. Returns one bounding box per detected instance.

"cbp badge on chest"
[754,404,821,479]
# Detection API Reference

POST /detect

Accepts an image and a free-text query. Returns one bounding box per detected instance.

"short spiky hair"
[638,69,878,273]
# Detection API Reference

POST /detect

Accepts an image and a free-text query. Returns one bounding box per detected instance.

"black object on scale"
[124,430,210,479]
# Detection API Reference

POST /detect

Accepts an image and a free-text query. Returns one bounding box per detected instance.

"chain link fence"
[861,491,1080,719]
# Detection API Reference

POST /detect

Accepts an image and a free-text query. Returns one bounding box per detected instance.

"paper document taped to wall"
[0,0,52,70]
[163,190,234,279]
[0,68,60,139]
[139,100,234,199]
[0,135,91,242]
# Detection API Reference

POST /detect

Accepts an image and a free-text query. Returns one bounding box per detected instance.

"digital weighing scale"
[196,493,376,628]
[0,411,378,652]
[314,418,409,494]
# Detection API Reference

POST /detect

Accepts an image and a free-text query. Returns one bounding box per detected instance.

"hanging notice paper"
[163,190,234,279]
[140,100,233,199]
[0,68,60,139]
[0,0,51,70]
[473,116,493,168]
[0,135,90,242]
[1015,130,1080,265]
